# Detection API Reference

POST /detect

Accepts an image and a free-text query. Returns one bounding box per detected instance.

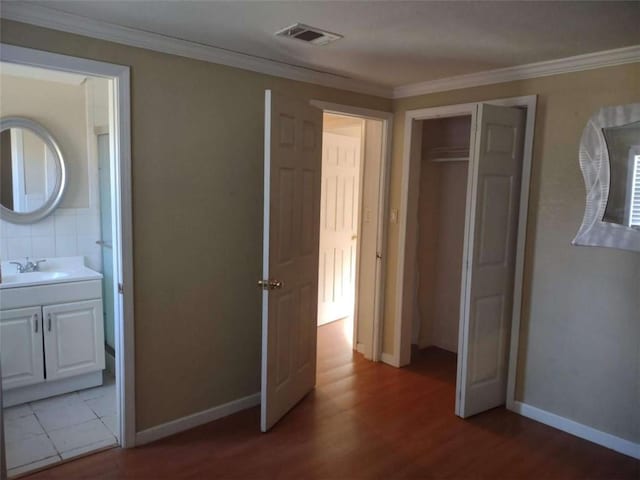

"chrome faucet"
[10,257,47,273]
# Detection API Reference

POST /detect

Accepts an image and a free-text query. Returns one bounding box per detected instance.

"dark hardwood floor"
[24,319,639,479]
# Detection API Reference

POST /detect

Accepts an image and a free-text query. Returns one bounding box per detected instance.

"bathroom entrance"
[0,45,133,479]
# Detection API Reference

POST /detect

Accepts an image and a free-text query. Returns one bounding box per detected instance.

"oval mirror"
[0,117,66,224]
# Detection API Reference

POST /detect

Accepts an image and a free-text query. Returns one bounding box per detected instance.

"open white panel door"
[457,103,525,418]
[261,91,323,432]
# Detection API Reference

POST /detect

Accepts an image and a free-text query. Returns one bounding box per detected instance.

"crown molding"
[393,45,640,98]
[0,3,393,98]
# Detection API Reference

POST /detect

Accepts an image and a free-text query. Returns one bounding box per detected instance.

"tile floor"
[3,374,118,477]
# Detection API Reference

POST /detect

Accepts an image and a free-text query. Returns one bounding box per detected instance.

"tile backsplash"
[0,207,102,272]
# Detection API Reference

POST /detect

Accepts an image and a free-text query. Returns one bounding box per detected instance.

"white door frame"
[393,95,537,412]
[0,44,136,448]
[311,101,392,362]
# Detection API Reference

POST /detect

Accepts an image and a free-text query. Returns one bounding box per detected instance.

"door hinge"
[118,283,124,295]
[257,279,283,290]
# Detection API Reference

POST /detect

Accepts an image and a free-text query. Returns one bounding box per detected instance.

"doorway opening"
[0,44,134,479]
[259,92,392,432]
[317,109,388,364]
[395,97,537,419]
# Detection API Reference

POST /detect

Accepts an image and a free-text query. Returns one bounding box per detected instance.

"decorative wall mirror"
[0,117,66,224]
[573,103,640,252]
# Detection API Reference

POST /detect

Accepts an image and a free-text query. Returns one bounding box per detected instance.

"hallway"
[22,320,639,479]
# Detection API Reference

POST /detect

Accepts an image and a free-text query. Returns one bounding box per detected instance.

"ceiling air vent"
[275,23,342,46]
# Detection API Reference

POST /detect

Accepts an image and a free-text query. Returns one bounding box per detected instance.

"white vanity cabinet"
[43,300,105,381]
[0,278,105,406]
[0,307,45,390]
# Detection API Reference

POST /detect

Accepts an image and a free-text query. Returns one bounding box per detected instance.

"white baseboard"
[381,352,400,367]
[510,401,640,460]
[432,341,457,354]
[136,392,260,446]
[417,340,458,354]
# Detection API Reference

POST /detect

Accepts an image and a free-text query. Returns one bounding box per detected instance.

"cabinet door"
[0,307,45,390]
[43,300,105,381]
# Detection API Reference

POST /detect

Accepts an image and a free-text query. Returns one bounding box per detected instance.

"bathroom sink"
[4,271,71,284]
[0,257,103,289]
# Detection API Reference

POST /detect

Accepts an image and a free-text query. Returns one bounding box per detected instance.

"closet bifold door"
[0,306,45,390]
[457,103,525,418]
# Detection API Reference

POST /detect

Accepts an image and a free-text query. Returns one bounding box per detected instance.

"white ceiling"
[18,1,640,88]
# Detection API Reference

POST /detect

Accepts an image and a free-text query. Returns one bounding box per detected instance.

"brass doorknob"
[257,279,283,290]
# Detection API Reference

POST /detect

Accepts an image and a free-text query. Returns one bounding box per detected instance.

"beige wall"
[0,19,391,431]
[323,113,363,137]
[389,63,640,443]
[0,74,89,208]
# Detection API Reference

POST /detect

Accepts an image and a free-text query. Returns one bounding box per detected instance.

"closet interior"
[412,115,472,358]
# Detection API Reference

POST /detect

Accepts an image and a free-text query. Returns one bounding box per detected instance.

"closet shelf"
[427,146,469,162]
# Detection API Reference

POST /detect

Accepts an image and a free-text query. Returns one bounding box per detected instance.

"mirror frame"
[572,103,640,252]
[0,116,67,224]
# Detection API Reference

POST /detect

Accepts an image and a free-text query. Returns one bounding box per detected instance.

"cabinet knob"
[34,313,39,333]
[48,313,52,332]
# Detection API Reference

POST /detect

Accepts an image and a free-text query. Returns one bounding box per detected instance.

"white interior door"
[457,103,525,418]
[356,119,384,359]
[318,131,362,326]
[261,90,322,432]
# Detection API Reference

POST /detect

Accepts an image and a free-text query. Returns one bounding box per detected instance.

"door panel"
[477,176,514,266]
[297,283,315,371]
[469,294,505,384]
[275,292,294,388]
[0,307,44,390]
[318,131,362,325]
[261,90,322,432]
[458,104,525,418]
[356,119,385,360]
[43,300,105,381]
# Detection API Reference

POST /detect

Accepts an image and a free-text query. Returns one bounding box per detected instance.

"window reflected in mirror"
[602,120,640,229]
